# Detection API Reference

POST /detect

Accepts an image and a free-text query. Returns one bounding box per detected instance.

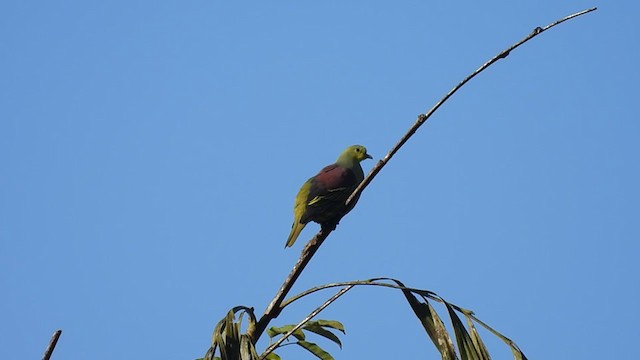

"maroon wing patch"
[301,164,357,224]
[312,164,356,193]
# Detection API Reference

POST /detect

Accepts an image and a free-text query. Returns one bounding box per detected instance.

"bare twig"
[249,7,597,344]
[259,285,354,360]
[279,278,480,317]
[252,228,331,341]
[346,7,597,207]
[42,330,62,360]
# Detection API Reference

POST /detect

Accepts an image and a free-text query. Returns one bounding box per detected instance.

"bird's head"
[338,145,373,164]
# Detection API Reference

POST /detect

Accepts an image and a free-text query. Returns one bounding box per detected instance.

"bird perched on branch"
[286,145,372,248]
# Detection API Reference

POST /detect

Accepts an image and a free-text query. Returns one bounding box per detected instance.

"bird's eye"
[356,148,361,152]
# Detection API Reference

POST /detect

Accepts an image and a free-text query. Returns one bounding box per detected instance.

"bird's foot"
[321,221,339,232]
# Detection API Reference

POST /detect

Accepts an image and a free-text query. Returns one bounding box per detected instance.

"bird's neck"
[336,154,357,168]
[336,156,364,182]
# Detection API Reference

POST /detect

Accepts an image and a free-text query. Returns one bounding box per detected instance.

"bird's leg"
[320,220,339,232]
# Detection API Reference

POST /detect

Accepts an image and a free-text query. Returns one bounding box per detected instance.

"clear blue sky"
[1,2,637,359]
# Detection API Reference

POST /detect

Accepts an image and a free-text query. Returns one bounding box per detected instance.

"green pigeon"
[286,145,373,248]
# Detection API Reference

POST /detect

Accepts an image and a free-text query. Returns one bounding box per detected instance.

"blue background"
[1,2,637,359]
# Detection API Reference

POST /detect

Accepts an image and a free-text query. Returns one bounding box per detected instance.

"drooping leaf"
[212,317,224,349]
[470,316,528,360]
[303,325,343,348]
[199,346,217,360]
[240,336,249,360]
[297,340,335,360]
[225,310,236,336]
[224,313,240,359]
[465,315,491,360]
[264,352,281,360]
[266,327,279,338]
[427,301,458,359]
[215,312,232,360]
[444,302,485,360]
[509,345,528,360]
[234,306,257,337]
[208,307,258,360]
[394,279,456,359]
[266,325,306,341]
[310,320,346,334]
[240,334,259,360]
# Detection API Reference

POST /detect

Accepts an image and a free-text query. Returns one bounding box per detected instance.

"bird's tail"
[286,221,306,248]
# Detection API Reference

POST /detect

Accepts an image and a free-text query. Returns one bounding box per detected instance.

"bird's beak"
[366,154,373,159]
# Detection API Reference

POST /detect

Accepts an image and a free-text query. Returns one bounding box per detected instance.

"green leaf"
[444,302,485,360]
[232,306,257,337]
[395,279,456,360]
[207,307,260,360]
[510,348,528,360]
[264,353,281,360]
[266,327,279,338]
[203,344,216,360]
[240,334,259,360]
[311,320,345,334]
[266,325,306,341]
[303,325,343,348]
[297,340,335,360]
[470,316,528,360]
[426,301,457,359]
[466,316,490,360]
[215,310,242,360]
[213,318,226,359]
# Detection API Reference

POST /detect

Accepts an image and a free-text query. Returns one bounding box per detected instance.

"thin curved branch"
[259,277,482,359]
[280,278,477,316]
[345,6,597,207]
[252,228,331,342]
[281,278,441,309]
[249,7,597,344]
